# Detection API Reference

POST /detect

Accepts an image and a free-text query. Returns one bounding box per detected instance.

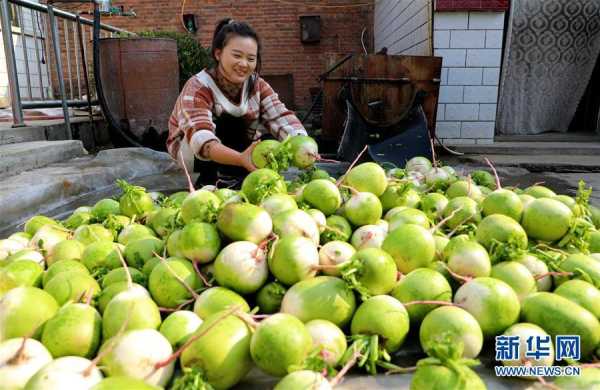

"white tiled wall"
[375,0,433,56]
[434,11,505,145]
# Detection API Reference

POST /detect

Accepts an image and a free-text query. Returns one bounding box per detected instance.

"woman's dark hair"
[211,18,262,100]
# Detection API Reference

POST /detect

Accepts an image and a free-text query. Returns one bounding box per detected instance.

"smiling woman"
[167,18,308,187]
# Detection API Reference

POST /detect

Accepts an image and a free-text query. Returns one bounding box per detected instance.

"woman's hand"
[239,141,258,172]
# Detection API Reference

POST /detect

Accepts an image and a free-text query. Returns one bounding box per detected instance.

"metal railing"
[0,0,133,134]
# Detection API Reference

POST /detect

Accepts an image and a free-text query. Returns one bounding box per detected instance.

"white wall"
[375,0,432,56]
[0,3,52,107]
[434,11,505,145]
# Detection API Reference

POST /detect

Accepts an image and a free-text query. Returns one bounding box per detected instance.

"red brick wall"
[54,0,374,110]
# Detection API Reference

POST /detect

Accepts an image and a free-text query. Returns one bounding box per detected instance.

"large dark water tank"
[99,37,179,148]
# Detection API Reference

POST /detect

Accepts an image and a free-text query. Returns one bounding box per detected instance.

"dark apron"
[193,113,253,189]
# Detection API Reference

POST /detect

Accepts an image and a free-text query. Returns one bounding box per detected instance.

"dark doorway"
[569,53,600,134]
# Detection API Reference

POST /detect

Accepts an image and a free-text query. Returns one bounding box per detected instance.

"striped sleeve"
[167,76,220,160]
[258,78,307,140]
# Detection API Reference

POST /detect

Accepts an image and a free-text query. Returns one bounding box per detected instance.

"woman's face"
[215,36,258,85]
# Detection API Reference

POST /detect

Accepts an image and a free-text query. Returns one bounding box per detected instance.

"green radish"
[167,191,189,208]
[117,179,155,217]
[1,260,43,287]
[24,215,59,236]
[91,198,120,221]
[344,191,383,227]
[44,271,100,305]
[302,179,342,216]
[273,209,320,245]
[252,139,281,169]
[81,242,124,273]
[73,224,114,246]
[555,253,600,287]
[442,234,471,259]
[591,205,600,228]
[388,208,431,231]
[442,196,481,229]
[521,198,573,242]
[123,237,164,269]
[148,257,201,308]
[7,232,31,247]
[391,268,452,325]
[305,319,347,366]
[117,223,156,246]
[554,279,600,319]
[102,286,161,340]
[501,323,554,377]
[445,180,483,201]
[425,167,451,191]
[241,168,287,204]
[96,282,147,314]
[524,185,556,198]
[553,367,600,389]
[339,248,397,298]
[380,185,421,212]
[321,215,352,243]
[519,194,535,209]
[521,292,600,357]
[384,206,408,221]
[280,276,356,327]
[146,207,178,237]
[419,306,483,359]
[180,190,221,224]
[410,337,485,390]
[420,193,448,220]
[100,329,173,387]
[180,310,253,389]
[445,240,491,278]
[217,202,273,244]
[491,261,537,302]
[41,302,101,358]
[214,241,268,294]
[274,370,331,390]
[256,281,287,314]
[103,215,131,238]
[102,267,146,288]
[344,162,388,197]
[382,224,436,273]
[318,241,356,275]
[0,286,59,341]
[23,356,103,390]
[351,225,386,250]
[91,376,160,390]
[159,310,202,348]
[453,277,520,337]
[193,286,250,319]
[307,209,327,233]
[179,222,221,264]
[268,236,319,286]
[471,170,496,189]
[347,295,409,374]
[250,313,312,377]
[433,235,449,261]
[514,253,552,291]
[476,214,527,258]
[47,240,85,266]
[405,156,432,175]
[260,193,298,217]
[43,259,89,287]
[588,230,600,253]
[3,248,44,266]
[29,225,70,255]
[0,271,18,298]
[0,338,53,390]
[0,239,26,261]
[166,229,184,258]
[288,135,319,169]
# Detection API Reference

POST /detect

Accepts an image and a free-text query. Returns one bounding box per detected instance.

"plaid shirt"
[167,69,307,160]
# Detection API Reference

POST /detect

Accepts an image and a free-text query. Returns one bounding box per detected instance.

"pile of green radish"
[1,134,600,390]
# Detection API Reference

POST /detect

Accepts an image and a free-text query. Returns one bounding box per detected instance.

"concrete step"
[0,147,181,237]
[0,125,46,145]
[0,140,87,179]
[456,154,600,172]
[451,142,600,155]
